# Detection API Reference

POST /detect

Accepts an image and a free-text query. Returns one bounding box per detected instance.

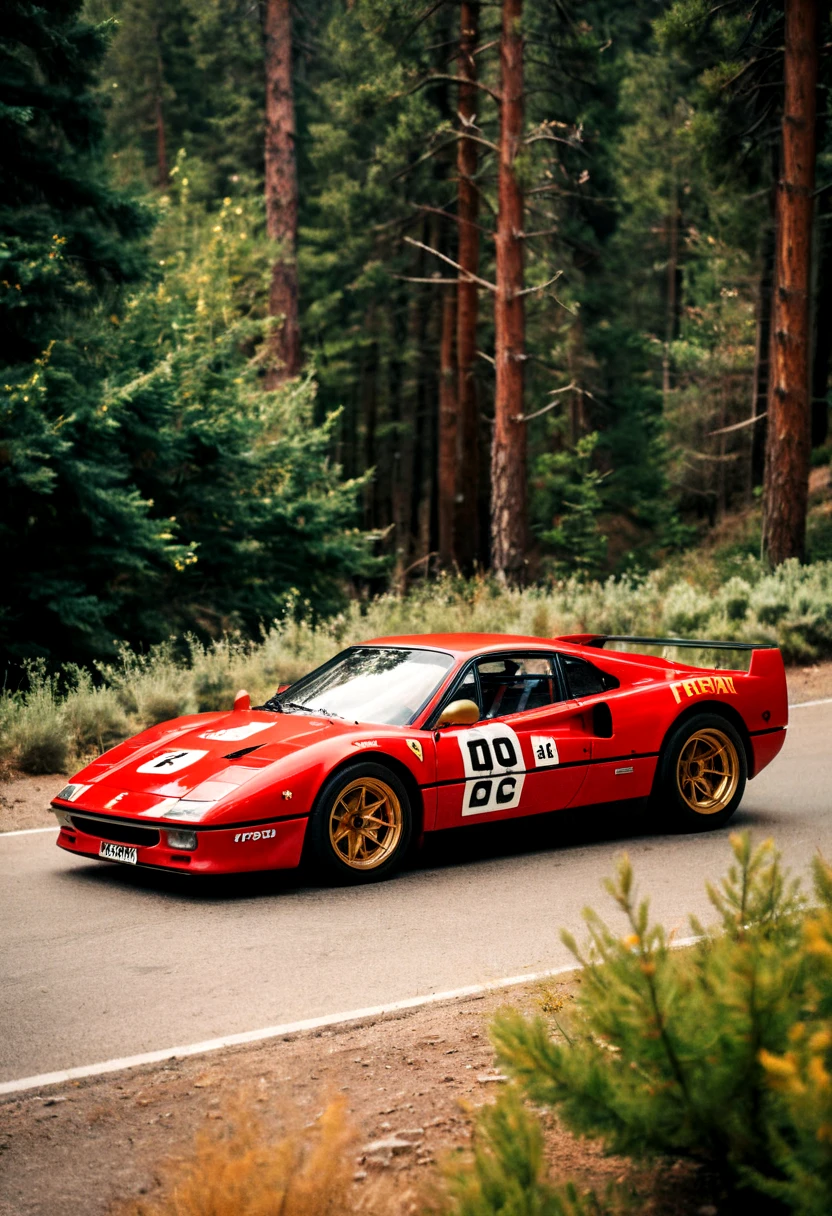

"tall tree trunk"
[811,187,831,448]
[455,0,481,571]
[491,0,527,582]
[762,0,818,564]
[264,0,301,387]
[748,177,777,499]
[438,287,458,568]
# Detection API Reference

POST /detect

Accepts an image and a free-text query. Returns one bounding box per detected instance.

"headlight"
[53,808,73,827]
[163,800,213,821]
[56,784,90,803]
[166,828,197,850]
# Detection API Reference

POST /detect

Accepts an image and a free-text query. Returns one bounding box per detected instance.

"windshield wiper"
[256,695,284,713]
[284,701,344,719]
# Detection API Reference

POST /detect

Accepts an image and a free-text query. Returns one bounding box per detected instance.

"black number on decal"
[493,738,517,768]
[495,777,517,804]
[469,780,492,807]
[466,739,492,771]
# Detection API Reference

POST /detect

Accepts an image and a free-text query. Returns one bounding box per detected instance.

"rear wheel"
[654,713,747,831]
[306,762,413,884]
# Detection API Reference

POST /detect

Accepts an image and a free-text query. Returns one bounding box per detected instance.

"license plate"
[99,841,138,865]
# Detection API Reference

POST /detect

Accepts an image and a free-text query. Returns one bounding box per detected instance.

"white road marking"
[790,697,832,709]
[0,826,57,839]
[0,936,701,1097]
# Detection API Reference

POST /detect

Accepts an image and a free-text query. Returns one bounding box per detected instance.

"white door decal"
[136,749,208,774]
[530,735,559,767]
[457,723,525,816]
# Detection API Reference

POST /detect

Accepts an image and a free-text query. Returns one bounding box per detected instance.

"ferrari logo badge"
[407,739,424,762]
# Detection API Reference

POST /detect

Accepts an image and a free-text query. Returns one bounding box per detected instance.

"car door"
[555,650,657,805]
[433,652,591,830]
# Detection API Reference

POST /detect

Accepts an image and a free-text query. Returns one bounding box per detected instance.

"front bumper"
[55,812,309,875]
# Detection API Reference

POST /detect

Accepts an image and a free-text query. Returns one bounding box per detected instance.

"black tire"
[305,762,413,884]
[653,712,747,832]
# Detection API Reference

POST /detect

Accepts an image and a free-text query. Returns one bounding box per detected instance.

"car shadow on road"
[55,797,778,904]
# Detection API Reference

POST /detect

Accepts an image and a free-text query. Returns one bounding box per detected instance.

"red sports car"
[51,632,788,883]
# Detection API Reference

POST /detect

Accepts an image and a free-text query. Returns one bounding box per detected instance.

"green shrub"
[439,1087,614,1216]
[62,668,131,757]
[489,836,832,1212]
[99,642,198,726]
[0,660,69,775]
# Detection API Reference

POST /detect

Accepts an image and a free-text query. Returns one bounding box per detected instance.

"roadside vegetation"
[488,833,832,1215]
[2,557,831,777]
[115,834,832,1215]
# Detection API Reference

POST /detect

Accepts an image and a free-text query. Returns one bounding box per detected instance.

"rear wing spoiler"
[556,634,785,694]
[556,634,778,653]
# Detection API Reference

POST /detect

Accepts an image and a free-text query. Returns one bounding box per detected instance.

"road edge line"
[0,935,702,1097]
[0,826,57,839]
[790,696,832,709]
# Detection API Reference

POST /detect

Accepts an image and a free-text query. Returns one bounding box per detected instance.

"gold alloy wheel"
[328,776,403,870]
[676,727,740,815]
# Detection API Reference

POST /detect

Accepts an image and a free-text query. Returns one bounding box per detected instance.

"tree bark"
[438,287,458,568]
[749,178,777,498]
[264,0,301,387]
[455,0,481,571]
[762,0,818,565]
[491,0,527,582]
[811,186,831,448]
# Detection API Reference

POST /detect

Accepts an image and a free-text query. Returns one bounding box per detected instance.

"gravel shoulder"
[0,977,707,1216]
[3,661,830,834]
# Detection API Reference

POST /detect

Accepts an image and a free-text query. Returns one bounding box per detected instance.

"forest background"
[2,0,831,677]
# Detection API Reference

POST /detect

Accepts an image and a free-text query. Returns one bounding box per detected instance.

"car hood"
[69,709,342,802]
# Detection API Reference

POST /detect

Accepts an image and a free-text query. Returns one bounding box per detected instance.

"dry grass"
[118,1099,413,1216]
[3,558,832,775]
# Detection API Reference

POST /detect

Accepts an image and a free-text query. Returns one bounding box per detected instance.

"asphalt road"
[2,702,830,1087]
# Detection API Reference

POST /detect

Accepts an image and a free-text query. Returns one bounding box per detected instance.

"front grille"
[70,816,160,848]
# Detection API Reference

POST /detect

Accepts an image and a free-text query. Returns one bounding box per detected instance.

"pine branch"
[410,202,494,236]
[709,412,767,436]
[514,271,563,296]
[403,235,497,292]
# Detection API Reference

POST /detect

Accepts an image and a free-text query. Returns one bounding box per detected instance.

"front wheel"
[654,713,747,831]
[305,762,413,884]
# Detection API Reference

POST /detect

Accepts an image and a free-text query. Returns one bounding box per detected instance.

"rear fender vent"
[592,702,614,739]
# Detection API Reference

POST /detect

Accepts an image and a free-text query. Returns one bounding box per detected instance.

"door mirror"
[437,699,480,727]
[234,689,251,712]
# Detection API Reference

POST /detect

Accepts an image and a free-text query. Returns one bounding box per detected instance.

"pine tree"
[0,0,169,666]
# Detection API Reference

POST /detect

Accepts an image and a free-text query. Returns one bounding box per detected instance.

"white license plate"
[98,841,138,865]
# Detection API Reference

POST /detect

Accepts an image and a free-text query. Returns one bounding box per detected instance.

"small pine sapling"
[491,835,806,1187]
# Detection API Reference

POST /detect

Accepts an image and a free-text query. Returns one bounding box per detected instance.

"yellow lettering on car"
[671,675,737,704]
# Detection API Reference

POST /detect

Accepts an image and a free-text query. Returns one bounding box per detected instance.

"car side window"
[475,655,560,719]
[560,655,620,698]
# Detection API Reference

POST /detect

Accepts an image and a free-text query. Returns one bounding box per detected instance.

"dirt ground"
[0,977,716,1216]
[3,661,830,835]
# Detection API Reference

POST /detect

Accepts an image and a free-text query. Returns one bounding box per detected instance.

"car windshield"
[278,646,454,725]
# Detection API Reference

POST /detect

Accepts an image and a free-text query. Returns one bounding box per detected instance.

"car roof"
[363,633,585,658]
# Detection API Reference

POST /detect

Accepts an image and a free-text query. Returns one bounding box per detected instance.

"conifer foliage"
[487,834,832,1212]
[0,3,371,667]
